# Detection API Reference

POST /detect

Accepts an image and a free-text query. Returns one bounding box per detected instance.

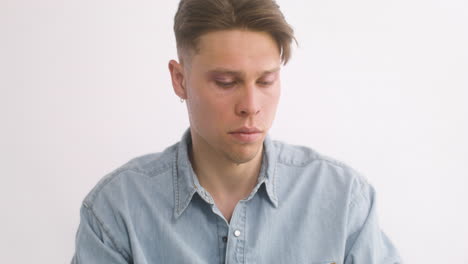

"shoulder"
[273,139,355,171]
[82,142,179,208]
[272,140,372,199]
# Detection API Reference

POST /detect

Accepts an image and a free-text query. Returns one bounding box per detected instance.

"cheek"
[264,86,281,113]
[187,88,229,126]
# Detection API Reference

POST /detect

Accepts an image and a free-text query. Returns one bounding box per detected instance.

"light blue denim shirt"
[72,129,402,263]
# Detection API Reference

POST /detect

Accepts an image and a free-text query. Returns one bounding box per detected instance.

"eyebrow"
[207,66,281,77]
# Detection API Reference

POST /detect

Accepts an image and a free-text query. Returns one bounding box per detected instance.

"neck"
[189,135,263,203]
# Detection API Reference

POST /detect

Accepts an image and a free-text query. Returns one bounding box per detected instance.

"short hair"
[173,0,297,65]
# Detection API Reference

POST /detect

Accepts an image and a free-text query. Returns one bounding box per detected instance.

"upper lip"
[229,127,262,133]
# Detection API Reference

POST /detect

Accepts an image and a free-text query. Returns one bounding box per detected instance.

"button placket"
[216,217,229,264]
[234,202,247,263]
[224,201,248,263]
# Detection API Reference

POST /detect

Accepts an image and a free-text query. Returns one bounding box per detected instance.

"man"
[72,0,402,263]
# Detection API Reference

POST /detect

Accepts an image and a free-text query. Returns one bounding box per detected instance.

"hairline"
[177,28,283,67]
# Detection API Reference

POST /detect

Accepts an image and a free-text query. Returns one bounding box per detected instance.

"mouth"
[228,127,263,143]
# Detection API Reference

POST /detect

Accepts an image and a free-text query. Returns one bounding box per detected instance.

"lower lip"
[229,132,262,143]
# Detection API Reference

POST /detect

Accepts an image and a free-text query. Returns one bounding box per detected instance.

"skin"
[168,29,281,222]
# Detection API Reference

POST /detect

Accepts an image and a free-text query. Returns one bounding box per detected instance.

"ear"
[168,60,187,100]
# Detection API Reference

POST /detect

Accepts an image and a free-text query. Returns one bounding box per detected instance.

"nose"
[235,84,261,117]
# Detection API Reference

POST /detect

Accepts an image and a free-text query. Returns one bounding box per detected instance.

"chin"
[225,143,263,164]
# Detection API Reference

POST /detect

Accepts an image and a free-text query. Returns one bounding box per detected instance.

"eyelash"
[258,81,273,86]
[215,80,273,88]
[215,81,236,88]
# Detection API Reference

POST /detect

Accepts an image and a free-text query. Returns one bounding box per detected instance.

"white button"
[234,230,241,237]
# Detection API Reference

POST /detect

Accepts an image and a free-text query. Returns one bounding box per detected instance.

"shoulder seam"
[277,154,352,170]
[348,172,372,209]
[83,203,131,261]
[273,140,351,169]
[85,166,173,206]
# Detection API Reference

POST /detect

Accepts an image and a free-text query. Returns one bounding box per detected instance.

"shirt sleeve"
[344,177,403,264]
[71,203,130,264]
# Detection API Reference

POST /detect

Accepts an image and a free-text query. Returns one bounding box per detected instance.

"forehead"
[189,30,281,74]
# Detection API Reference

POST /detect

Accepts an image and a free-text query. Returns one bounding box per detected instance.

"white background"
[1,0,467,263]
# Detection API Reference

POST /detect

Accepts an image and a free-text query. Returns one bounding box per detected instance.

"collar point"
[271,198,279,208]
[173,207,183,219]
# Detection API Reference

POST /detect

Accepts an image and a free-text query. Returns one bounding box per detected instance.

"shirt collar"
[173,128,278,219]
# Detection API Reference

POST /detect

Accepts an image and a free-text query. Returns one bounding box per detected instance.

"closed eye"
[257,80,274,87]
[215,80,237,88]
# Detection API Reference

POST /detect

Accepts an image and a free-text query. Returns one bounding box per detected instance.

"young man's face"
[170,30,281,164]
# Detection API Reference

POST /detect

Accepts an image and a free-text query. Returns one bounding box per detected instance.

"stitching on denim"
[173,146,180,216]
[216,218,222,263]
[273,140,354,168]
[277,155,353,174]
[242,205,247,263]
[272,154,279,205]
[277,156,320,167]
[134,162,172,178]
[87,204,131,262]
[86,166,129,203]
[349,177,371,209]
[125,167,171,180]
[86,165,172,208]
